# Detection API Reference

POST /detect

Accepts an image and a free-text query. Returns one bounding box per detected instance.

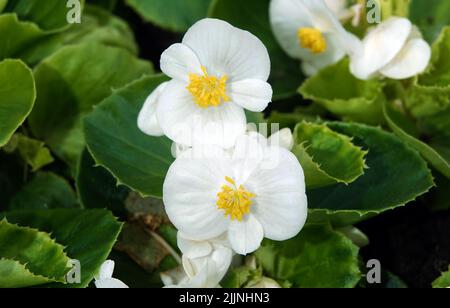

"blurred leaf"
[255,224,361,288]
[307,122,434,226]
[9,172,79,211]
[0,59,35,147]
[292,122,367,189]
[88,0,118,11]
[300,59,385,124]
[209,0,304,100]
[0,219,71,288]
[64,5,138,54]
[28,43,153,170]
[410,0,450,43]
[383,101,450,178]
[84,74,173,198]
[1,209,123,288]
[0,0,7,12]
[4,0,85,31]
[125,0,211,32]
[432,266,450,288]
[76,149,129,217]
[5,134,54,172]
[406,27,450,118]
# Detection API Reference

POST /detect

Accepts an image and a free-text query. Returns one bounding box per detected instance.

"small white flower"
[140,18,272,148]
[349,17,431,80]
[163,133,308,255]
[162,233,233,288]
[269,0,358,76]
[94,260,128,288]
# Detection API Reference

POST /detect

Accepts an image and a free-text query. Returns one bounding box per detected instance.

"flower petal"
[163,146,231,240]
[160,43,203,82]
[137,81,168,137]
[268,128,294,150]
[96,260,115,280]
[350,17,412,80]
[157,80,246,148]
[95,278,129,288]
[246,147,308,241]
[229,79,273,112]
[380,38,431,80]
[228,214,264,255]
[182,18,270,82]
[177,232,213,259]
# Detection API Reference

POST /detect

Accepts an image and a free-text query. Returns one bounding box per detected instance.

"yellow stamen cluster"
[297,27,327,54]
[217,176,256,221]
[187,66,230,108]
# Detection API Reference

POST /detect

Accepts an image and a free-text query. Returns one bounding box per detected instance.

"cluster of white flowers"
[270,0,431,80]
[138,18,308,288]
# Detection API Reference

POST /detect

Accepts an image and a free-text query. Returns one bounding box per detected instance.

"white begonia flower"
[163,133,308,255]
[349,17,431,80]
[269,0,359,76]
[94,260,128,288]
[150,18,272,149]
[137,81,168,137]
[162,233,233,288]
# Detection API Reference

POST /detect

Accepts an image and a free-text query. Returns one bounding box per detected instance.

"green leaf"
[88,0,118,11]
[406,27,450,118]
[410,0,450,43]
[307,122,434,226]
[5,0,85,32]
[0,219,71,287]
[209,0,304,100]
[9,172,79,211]
[300,59,385,124]
[76,148,129,217]
[84,74,174,198]
[432,266,450,288]
[125,0,211,32]
[0,0,7,12]
[5,134,54,172]
[0,59,35,147]
[255,224,361,288]
[1,209,123,288]
[0,13,62,65]
[63,5,138,55]
[28,43,153,170]
[292,122,367,189]
[383,100,450,178]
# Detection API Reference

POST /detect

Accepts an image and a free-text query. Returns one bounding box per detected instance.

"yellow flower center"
[297,27,327,54]
[217,176,256,221]
[187,66,230,108]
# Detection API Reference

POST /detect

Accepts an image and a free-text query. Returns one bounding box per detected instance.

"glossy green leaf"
[432,266,450,288]
[307,122,434,226]
[383,101,450,178]
[63,5,138,54]
[209,0,304,100]
[0,219,71,287]
[5,134,54,172]
[2,209,123,288]
[5,0,85,31]
[125,0,211,32]
[28,43,153,170]
[292,122,367,189]
[76,148,129,217]
[410,0,450,43]
[0,59,35,147]
[84,74,174,198]
[9,172,79,211]
[299,59,385,124]
[255,224,361,288]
